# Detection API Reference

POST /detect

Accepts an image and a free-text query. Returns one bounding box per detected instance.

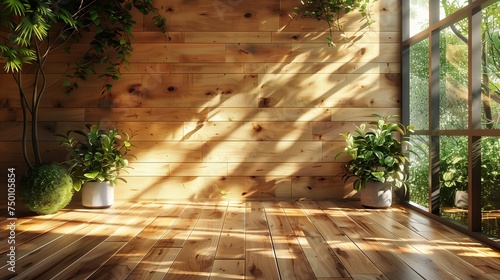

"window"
[403,0,500,242]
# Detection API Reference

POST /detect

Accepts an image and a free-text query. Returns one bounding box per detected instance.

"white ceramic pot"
[359,181,392,208]
[454,190,468,208]
[82,181,114,208]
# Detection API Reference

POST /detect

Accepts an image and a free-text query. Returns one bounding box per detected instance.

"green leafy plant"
[19,163,74,215]
[293,0,377,46]
[437,136,500,209]
[337,114,413,190]
[58,124,135,191]
[0,0,166,169]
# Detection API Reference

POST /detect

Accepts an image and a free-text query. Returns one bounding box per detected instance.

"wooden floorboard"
[2,200,500,279]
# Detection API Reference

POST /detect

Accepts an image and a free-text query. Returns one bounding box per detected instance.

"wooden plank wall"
[0,0,401,202]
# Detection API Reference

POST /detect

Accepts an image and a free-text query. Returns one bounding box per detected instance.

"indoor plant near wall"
[0,1,165,214]
[337,114,413,208]
[58,124,135,208]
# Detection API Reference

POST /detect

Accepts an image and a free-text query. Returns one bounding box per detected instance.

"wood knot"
[258,97,271,108]
[244,12,252,18]
[359,47,366,55]
[249,264,263,277]
[129,84,142,95]
[167,86,176,92]
[252,123,262,132]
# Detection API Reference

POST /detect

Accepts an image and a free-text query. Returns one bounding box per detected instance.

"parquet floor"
[1,200,500,279]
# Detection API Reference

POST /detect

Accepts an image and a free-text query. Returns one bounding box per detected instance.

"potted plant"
[337,114,413,208]
[58,124,135,208]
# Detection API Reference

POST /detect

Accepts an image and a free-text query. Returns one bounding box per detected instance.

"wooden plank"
[379,207,500,278]
[279,201,320,237]
[210,260,245,280]
[296,201,344,236]
[228,162,343,177]
[0,122,60,141]
[0,208,88,256]
[215,202,245,260]
[127,141,204,163]
[154,202,204,248]
[185,32,271,43]
[258,73,349,108]
[0,108,17,121]
[203,141,322,163]
[320,201,489,280]
[169,63,244,74]
[297,236,351,278]
[118,176,292,201]
[164,202,227,280]
[85,108,208,122]
[182,121,315,141]
[55,121,185,142]
[152,0,280,32]
[244,62,400,74]
[127,247,182,280]
[330,108,401,122]
[279,0,400,32]
[4,203,140,279]
[128,211,185,279]
[226,43,292,63]
[169,163,228,177]
[112,73,259,109]
[291,176,356,199]
[245,201,280,279]
[124,162,171,177]
[52,203,165,279]
[262,201,294,236]
[272,31,400,44]
[86,205,174,279]
[207,108,331,122]
[16,108,85,122]
[316,201,426,280]
[289,43,400,63]
[280,201,351,278]
[52,241,127,280]
[1,201,499,279]
[129,44,226,63]
[272,235,317,280]
[258,73,400,108]
[312,121,389,142]
[305,218,388,279]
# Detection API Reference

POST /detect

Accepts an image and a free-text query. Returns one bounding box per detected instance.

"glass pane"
[440,0,468,20]
[440,136,468,228]
[482,137,500,238]
[409,0,429,38]
[409,39,429,130]
[409,135,430,208]
[440,20,468,130]
[481,2,500,129]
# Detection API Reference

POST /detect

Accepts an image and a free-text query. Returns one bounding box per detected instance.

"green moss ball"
[20,163,74,215]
